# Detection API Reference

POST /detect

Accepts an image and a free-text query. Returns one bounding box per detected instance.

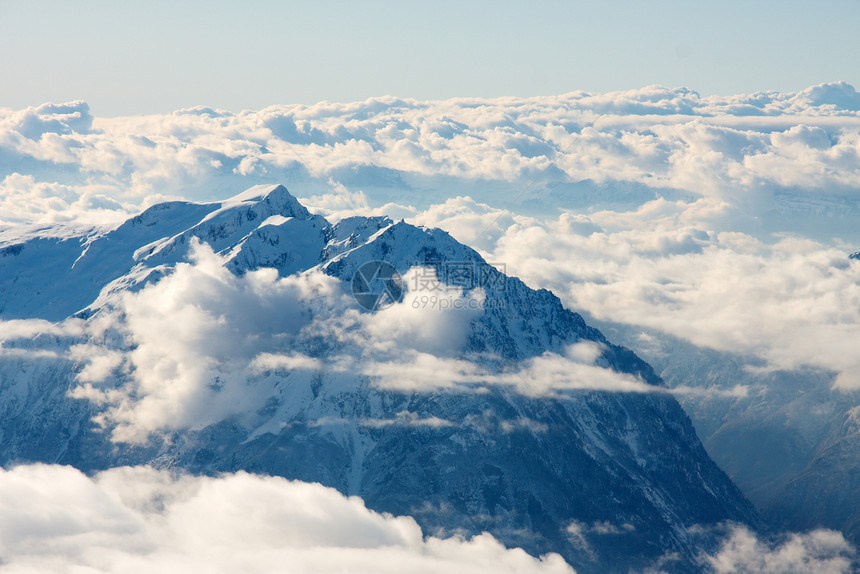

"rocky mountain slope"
[589,320,860,551]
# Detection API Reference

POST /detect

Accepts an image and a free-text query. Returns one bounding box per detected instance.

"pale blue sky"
[1,0,858,116]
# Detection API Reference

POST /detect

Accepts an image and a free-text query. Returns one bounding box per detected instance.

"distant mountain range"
[591,318,860,551]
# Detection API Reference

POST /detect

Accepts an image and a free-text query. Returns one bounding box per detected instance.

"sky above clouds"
[1,0,859,116]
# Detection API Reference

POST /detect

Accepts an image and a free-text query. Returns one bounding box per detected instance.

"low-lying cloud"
[703,524,856,574]
[0,464,575,574]
[0,464,852,574]
[70,240,353,442]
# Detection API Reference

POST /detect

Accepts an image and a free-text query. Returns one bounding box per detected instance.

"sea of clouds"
[2,82,860,223]
[2,83,860,571]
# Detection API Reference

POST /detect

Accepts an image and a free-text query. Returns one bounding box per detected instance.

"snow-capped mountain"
[0,184,760,573]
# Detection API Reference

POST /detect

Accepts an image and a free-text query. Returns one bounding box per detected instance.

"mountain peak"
[0,184,319,320]
[223,183,289,204]
[222,184,309,219]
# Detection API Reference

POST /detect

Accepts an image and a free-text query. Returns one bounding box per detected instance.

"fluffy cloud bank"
[2,83,859,224]
[0,464,574,574]
[69,241,352,442]
[410,195,860,392]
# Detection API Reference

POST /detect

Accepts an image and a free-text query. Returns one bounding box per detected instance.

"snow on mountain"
[0,184,761,573]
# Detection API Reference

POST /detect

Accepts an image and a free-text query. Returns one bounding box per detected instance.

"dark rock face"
[0,184,759,573]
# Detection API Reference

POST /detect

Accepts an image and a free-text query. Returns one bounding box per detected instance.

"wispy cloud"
[701,524,855,574]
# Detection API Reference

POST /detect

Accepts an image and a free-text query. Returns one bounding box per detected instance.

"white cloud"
[359,410,454,429]
[2,465,854,574]
[0,464,575,574]
[481,199,860,392]
[70,239,353,442]
[2,83,859,224]
[359,266,485,356]
[322,342,658,398]
[0,173,131,226]
[0,317,84,340]
[702,524,855,574]
[68,344,125,384]
[0,101,93,139]
[0,318,84,361]
[249,352,324,373]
